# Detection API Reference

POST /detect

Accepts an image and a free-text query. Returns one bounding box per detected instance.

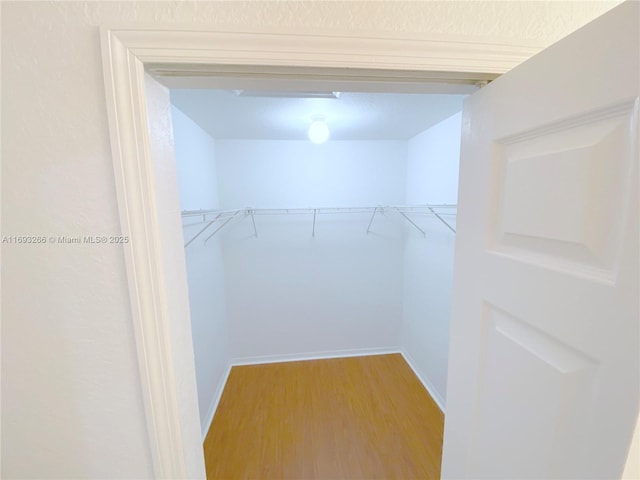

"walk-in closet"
[170,88,465,477]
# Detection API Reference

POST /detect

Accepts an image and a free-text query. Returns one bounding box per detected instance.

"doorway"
[101,26,518,477]
[169,87,467,476]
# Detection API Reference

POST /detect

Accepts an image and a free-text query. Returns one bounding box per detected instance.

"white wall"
[171,105,231,438]
[401,112,462,409]
[216,140,406,359]
[1,1,619,477]
[172,106,221,212]
[215,140,407,209]
[405,113,461,205]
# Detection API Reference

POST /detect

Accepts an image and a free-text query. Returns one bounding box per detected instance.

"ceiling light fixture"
[233,90,340,99]
[308,120,330,144]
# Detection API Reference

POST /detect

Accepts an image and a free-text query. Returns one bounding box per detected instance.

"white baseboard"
[400,348,446,413]
[231,346,401,366]
[201,362,233,441]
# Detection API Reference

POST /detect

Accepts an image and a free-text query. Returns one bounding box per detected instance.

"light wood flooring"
[203,353,444,479]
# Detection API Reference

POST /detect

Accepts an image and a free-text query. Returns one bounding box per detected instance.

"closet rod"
[181,204,457,247]
[182,207,245,218]
[246,204,456,216]
[242,205,456,236]
[182,204,455,220]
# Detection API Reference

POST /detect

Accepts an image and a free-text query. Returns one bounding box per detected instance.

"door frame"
[100,25,543,478]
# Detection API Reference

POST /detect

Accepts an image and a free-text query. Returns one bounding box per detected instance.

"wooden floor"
[203,354,444,479]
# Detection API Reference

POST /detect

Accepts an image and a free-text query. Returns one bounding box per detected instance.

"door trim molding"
[99,25,542,478]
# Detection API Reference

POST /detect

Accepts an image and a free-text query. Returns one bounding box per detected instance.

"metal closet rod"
[182,207,246,218]
[181,204,457,247]
[182,204,456,218]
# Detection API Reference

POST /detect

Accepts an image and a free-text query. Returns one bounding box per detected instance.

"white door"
[443,3,639,479]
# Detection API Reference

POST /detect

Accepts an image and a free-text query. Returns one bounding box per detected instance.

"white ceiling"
[170,90,466,141]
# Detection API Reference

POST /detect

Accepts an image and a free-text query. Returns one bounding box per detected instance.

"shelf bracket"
[312,209,317,237]
[429,207,456,234]
[183,212,223,248]
[203,211,241,244]
[366,207,378,234]
[249,208,258,237]
[397,208,426,237]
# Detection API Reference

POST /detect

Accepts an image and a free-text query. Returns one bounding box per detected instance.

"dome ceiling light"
[308,119,330,144]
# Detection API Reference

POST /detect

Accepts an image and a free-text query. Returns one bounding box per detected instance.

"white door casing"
[443,3,639,479]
